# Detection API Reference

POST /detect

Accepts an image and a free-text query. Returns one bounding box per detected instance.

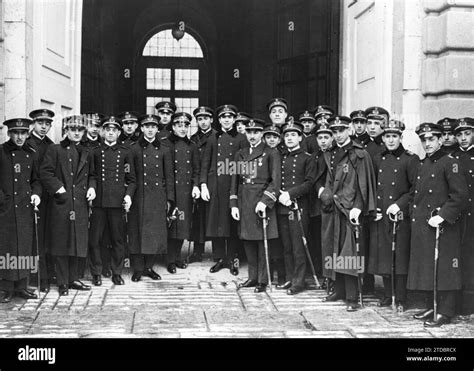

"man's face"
[123,121,138,135]
[87,122,100,138]
[269,107,287,125]
[421,135,442,155]
[218,114,235,131]
[442,131,456,147]
[9,129,29,147]
[66,126,85,142]
[245,129,263,146]
[103,126,120,144]
[317,133,333,151]
[264,133,281,148]
[332,127,350,145]
[158,111,172,125]
[367,119,384,138]
[302,119,316,134]
[141,124,159,140]
[197,115,212,132]
[283,131,302,149]
[382,133,402,152]
[236,122,246,134]
[456,129,473,150]
[353,120,367,135]
[172,122,189,138]
[32,120,52,138]
[316,115,330,125]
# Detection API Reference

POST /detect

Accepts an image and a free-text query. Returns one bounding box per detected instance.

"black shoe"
[414,308,434,320]
[230,257,239,276]
[188,253,202,263]
[346,301,361,312]
[254,283,267,293]
[40,283,50,293]
[167,263,177,274]
[102,268,112,278]
[323,292,343,302]
[69,280,91,291]
[112,275,125,285]
[276,281,292,290]
[424,314,451,327]
[144,268,161,280]
[378,297,392,307]
[210,259,225,273]
[58,285,68,296]
[238,279,257,289]
[131,271,142,282]
[17,289,38,300]
[0,291,14,303]
[175,261,188,269]
[287,287,303,295]
[92,275,102,286]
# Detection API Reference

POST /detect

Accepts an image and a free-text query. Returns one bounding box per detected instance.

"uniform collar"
[382,144,405,157]
[138,135,161,148]
[168,132,191,144]
[217,125,238,137]
[370,134,384,145]
[3,139,27,153]
[284,145,303,156]
[426,148,445,162]
[459,144,474,152]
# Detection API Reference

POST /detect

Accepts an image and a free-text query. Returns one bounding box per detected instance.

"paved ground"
[0,247,473,339]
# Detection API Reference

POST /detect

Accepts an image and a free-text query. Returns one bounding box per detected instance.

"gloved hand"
[278,191,291,207]
[231,207,240,221]
[349,208,362,224]
[56,186,66,194]
[86,188,96,202]
[123,195,132,212]
[30,194,41,207]
[374,208,382,222]
[428,215,444,228]
[386,203,400,216]
[201,183,210,201]
[318,187,325,198]
[192,186,201,199]
[255,201,266,215]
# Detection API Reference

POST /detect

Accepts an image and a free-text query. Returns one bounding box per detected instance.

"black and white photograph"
[0,0,473,367]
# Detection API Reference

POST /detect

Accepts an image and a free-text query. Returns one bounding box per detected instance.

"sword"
[349,218,364,308]
[33,205,41,298]
[388,211,402,313]
[430,208,444,320]
[290,199,321,289]
[258,209,272,292]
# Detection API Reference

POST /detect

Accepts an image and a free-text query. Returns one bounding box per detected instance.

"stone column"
[422,0,474,315]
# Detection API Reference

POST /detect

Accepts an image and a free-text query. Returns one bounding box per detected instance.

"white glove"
[349,208,362,224]
[231,207,240,221]
[318,187,325,198]
[386,203,400,216]
[428,215,444,228]
[374,208,382,222]
[56,186,66,194]
[192,186,201,199]
[30,194,41,207]
[279,191,291,206]
[123,195,132,212]
[255,201,266,215]
[201,183,210,201]
[86,187,96,202]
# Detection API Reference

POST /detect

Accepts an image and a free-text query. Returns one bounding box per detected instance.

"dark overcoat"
[200,127,248,238]
[40,139,92,257]
[161,133,200,240]
[190,128,216,243]
[127,137,175,254]
[407,149,468,291]
[368,145,419,275]
[230,142,281,240]
[319,141,377,278]
[0,140,42,280]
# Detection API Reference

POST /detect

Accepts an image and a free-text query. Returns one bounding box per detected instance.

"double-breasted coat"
[319,141,377,279]
[368,145,419,276]
[230,141,281,240]
[190,128,216,243]
[127,137,175,254]
[40,139,92,258]
[161,133,200,240]
[0,140,42,281]
[407,149,468,291]
[200,127,248,238]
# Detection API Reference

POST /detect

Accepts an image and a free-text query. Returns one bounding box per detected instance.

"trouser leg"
[107,208,125,275]
[257,241,269,285]
[243,240,258,282]
[88,208,106,276]
[278,216,294,283]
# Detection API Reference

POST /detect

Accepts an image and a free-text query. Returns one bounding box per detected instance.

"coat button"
[144,182,147,185]
[428,189,432,193]
[413,205,416,208]
[412,218,416,222]
[379,169,382,172]
[391,182,395,185]
[382,157,385,160]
